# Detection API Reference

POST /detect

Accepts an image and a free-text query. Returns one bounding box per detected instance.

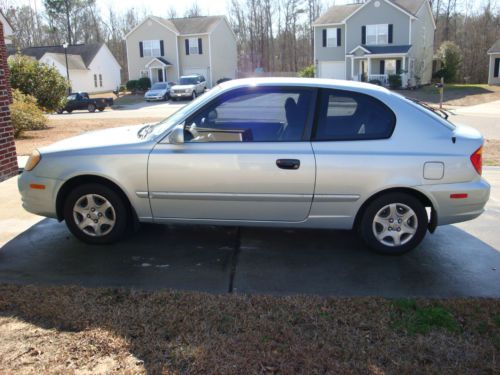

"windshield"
[144,85,222,139]
[151,83,167,90]
[179,77,199,85]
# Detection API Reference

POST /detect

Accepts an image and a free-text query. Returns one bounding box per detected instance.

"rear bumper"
[18,172,60,219]
[418,178,490,226]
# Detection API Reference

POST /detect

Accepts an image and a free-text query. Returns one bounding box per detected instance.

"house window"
[326,28,337,47]
[94,74,98,88]
[99,74,103,87]
[188,38,199,54]
[366,24,388,45]
[143,40,161,57]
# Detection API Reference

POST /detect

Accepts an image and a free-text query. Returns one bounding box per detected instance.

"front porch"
[143,57,174,84]
[347,45,412,88]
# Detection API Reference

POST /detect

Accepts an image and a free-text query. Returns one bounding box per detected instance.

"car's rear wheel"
[98,108,104,112]
[359,193,428,255]
[88,103,96,112]
[63,183,129,244]
[192,91,197,100]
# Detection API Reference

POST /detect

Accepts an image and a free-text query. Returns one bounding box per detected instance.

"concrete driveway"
[1,169,499,298]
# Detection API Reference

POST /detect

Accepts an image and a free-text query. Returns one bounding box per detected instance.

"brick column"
[0,20,18,182]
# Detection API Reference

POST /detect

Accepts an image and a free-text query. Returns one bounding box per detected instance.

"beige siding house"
[488,39,500,85]
[125,16,237,88]
[313,0,435,88]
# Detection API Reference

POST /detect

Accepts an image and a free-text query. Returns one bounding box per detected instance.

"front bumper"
[418,178,491,226]
[18,171,60,219]
[144,95,166,101]
[170,91,192,98]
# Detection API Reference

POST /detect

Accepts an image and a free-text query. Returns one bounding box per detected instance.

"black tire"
[192,91,197,100]
[98,108,104,112]
[67,110,73,114]
[359,192,428,255]
[57,109,64,114]
[63,183,129,244]
[88,103,96,112]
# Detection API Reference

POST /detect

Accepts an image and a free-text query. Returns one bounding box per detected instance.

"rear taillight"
[470,146,483,175]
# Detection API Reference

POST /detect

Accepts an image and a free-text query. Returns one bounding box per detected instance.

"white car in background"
[170,74,207,100]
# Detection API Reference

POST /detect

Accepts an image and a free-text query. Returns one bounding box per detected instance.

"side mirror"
[167,124,184,144]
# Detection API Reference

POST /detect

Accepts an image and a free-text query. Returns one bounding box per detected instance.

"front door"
[148,87,317,222]
[158,69,164,82]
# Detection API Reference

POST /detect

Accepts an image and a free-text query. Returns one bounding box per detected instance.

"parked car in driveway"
[57,92,113,114]
[144,82,175,102]
[170,74,206,100]
[19,78,490,255]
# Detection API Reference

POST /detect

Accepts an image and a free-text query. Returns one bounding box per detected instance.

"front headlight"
[25,149,41,171]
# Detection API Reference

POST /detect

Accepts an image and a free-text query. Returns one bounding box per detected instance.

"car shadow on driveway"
[0,218,499,297]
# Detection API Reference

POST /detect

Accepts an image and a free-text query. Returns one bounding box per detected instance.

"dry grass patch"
[484,139,500,166]
[14,118,163,156]
[0,285,498,374]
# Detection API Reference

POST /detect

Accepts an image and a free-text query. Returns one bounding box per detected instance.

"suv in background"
[170,74,207,100]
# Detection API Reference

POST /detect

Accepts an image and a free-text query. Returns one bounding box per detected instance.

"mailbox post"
[435,77,444,109]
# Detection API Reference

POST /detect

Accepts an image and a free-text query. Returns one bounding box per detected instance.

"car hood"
[146,89,167,96]
[40,124,152,154]
[172,84,195,90]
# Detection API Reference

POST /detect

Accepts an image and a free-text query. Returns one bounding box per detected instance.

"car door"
[148,86,317,222]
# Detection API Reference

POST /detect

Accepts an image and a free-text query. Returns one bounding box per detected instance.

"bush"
[9,54,69,113]
[10,89,48,138]
[388,74,402,89]
[126,80,139,92]
[298,64,315,78]
[369,79,382,86]
[436,41,462,83]
[216,77,232,84]
[137,77,151,91]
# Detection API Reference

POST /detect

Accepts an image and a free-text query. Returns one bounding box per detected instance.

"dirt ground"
[0,285,498,374]
[485,140,500,166]
[396,84,500,107]
[15,118,163,156]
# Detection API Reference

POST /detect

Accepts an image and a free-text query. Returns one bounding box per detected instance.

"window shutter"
[337,28,341,47]
[198,38,203,54]
[396,59,402,74]
[362,26,366,45]
[185,39,190,55]
[160,40,164,56]
[139,41,143,57]
[388,24,393,44]
[380,60,385,74]
[495,58,500,78]
[322,29,327,47]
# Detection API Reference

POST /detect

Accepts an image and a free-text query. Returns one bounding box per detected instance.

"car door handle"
[276,159,300,170]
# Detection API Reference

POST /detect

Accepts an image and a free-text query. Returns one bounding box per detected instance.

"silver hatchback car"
[18,78,490,254]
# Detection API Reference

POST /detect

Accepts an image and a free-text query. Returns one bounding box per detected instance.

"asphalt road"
[1,169,499,298]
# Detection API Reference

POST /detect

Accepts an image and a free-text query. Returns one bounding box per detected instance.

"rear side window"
[313,89,396,141]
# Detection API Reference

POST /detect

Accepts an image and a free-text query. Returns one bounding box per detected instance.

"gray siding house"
[488,39,500,85]
[313,0,435,88]
[125,16,237,87]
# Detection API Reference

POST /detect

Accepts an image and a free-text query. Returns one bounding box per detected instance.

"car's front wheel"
[359,192,428,255]
[63,183,129,244]
[192,91,197,100]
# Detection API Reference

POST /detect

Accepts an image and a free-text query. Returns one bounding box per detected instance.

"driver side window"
[184,88,312,142]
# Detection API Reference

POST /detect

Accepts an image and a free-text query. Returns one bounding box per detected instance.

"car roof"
[181,74,201,78]
[218,77,392,96]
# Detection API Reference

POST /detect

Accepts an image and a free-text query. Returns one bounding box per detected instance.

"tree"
[184,1,203,17]
[9,54,69,112]
[437,41,462,82]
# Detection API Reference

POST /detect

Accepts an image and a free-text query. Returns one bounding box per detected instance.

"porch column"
[367,57,372,78]
[351,57,354,80]
[163,66,166,82]
[149,68,152,82]
[402,56,406,71]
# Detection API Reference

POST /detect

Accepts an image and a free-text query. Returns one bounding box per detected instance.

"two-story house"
[313,0,435,88]
[125,16,237,88]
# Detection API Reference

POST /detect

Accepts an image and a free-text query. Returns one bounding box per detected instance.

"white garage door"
[319,61,346,80]
[183,68,210,86]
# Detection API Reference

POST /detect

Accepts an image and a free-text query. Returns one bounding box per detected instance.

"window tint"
[313,89,395,141]
[185,88,312,142]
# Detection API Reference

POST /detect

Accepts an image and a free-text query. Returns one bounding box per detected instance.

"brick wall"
[0,20,17,182]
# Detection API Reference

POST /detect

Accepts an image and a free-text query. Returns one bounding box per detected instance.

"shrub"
[436,41,462,83]
[298,64,315,78]
[10,89,48,138]
[137,77,151,91]
[126,80,138,92]
[9,54,69,113]
[388,74,402,89]
[369,79,382,86]
[216,77,232,84]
